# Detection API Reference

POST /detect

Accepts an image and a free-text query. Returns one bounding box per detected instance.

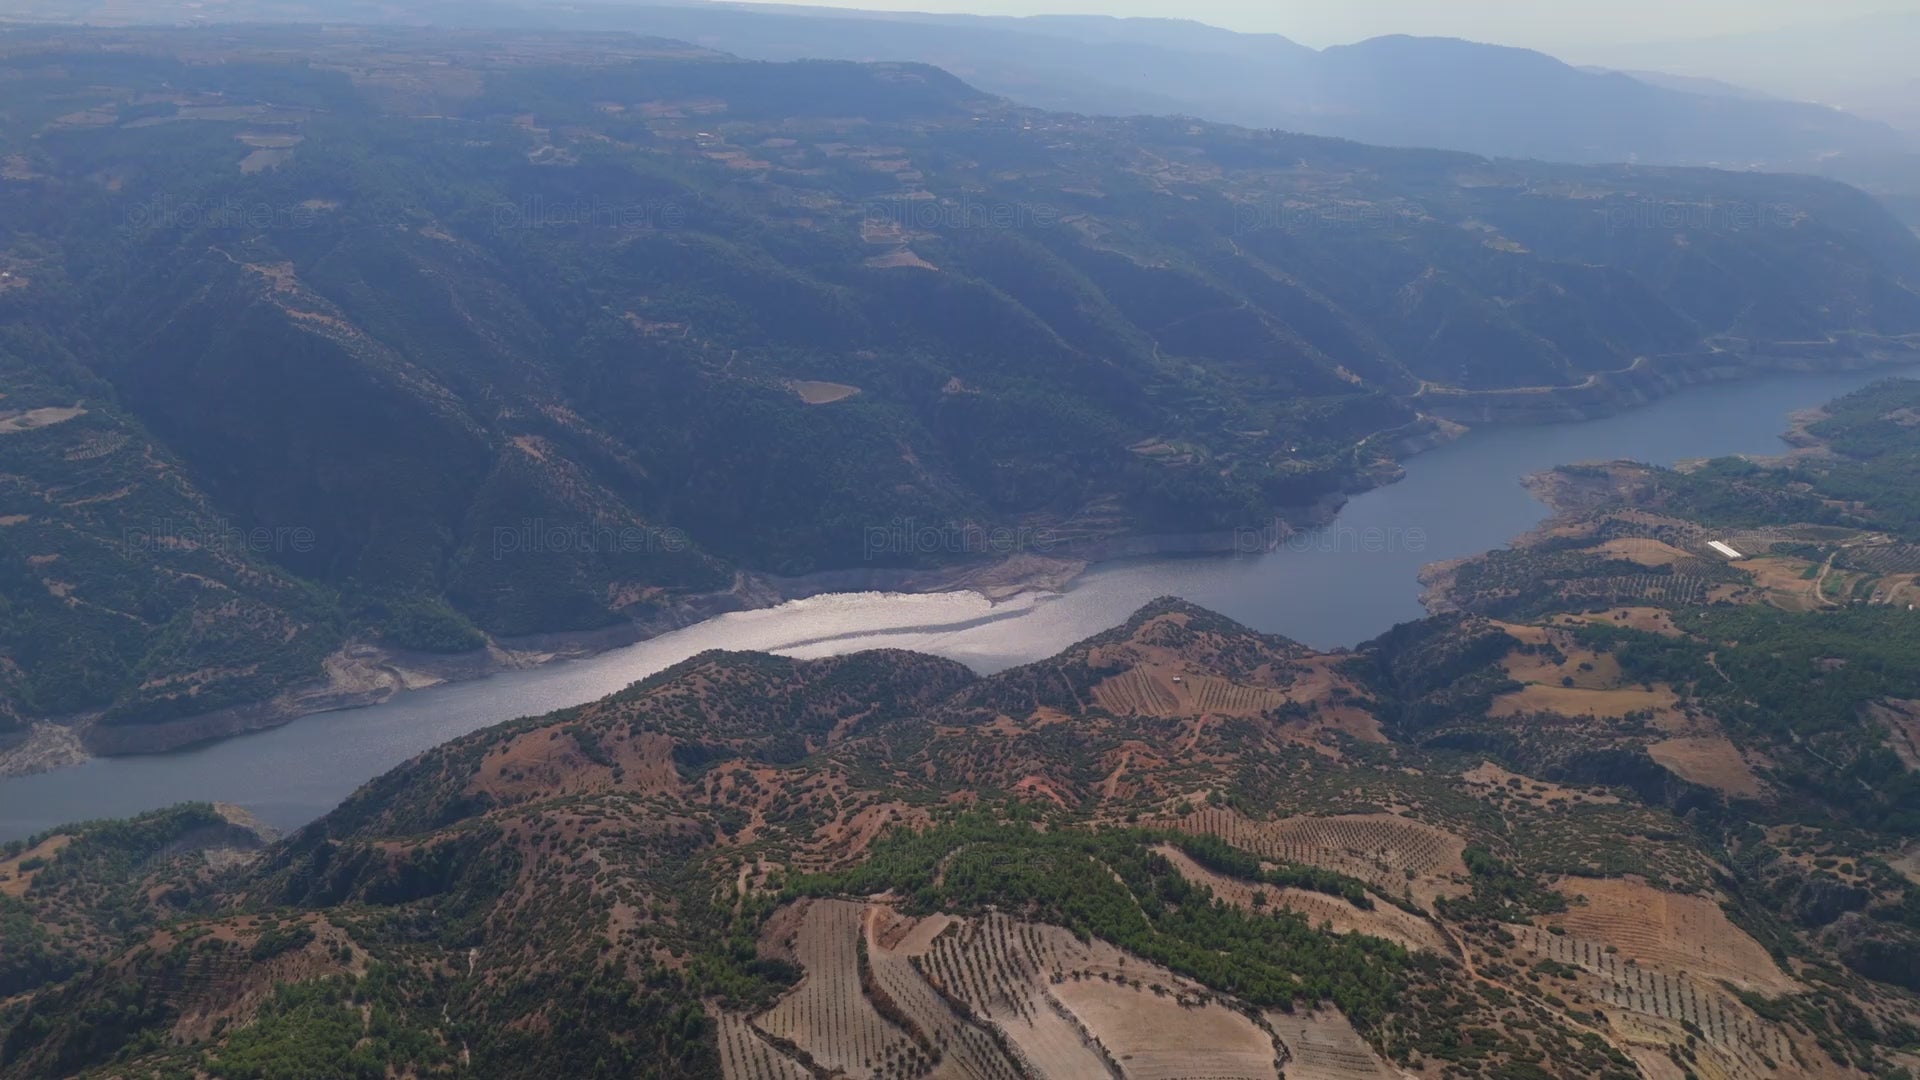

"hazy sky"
[750,0,1914,50]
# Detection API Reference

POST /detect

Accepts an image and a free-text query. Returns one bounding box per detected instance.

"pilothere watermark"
[123,518,317,557]
[492,520,690,559]
[490,197,684,232]
[865,196,1058,232]
[1605,199,1796,232]
[123,196,326,233]
[864,519,1061,561]
[1233,199,1428,235]
[1233,523,1429,556]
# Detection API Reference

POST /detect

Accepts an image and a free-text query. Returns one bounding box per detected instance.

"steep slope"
[2,25,1919,751]
[19,366,1920,1080]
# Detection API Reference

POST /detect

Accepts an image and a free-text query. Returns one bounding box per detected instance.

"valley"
[3,24,1920,764]
[1,16,1920,1079]
[3,378,1920,1078]
[0,364,1910,837]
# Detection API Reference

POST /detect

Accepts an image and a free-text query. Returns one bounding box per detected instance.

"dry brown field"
[1261,1008,1399,1080]
[1544,877,1796,995]
[788,380,863,404]
[1648,736,1768,799]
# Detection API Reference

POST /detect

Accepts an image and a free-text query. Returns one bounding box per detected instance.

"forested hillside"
[2,24,1918,740]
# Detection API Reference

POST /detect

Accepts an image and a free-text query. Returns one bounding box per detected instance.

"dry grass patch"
[0,834,72,897]
[1263,1008,1398,1080]
[1549,607,1685,637]
[787,380,862,405]
[1595,537,1696,568]
[1461,761,1619,807]
[863,248,939,271]
[1547,876,1796,995]
[1869,699,1920,771]
[1499,637,1622,690]
[1489,682,1679,722]
[1891,845,1920,887]
[239,148,293,173]
[0,406,86,435]
[1053,977,1278,1080]
[470,726,679,803]
[1648,736,1767,799]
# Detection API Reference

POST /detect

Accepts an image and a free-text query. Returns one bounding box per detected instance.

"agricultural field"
[1261,1009,1401,1080]
[738,900,1406,1080]
[735,898,1305,1080]
[1646,736,1769,799]
[1051,977,1278,1079]
[913,914,1119,1076]
[1092,668,1289,719]
[1509,920,1805,1079]
[1166,807,1469,907]
[863,909,1025,1080]
[1839,542,1920,575]
[1542,877,1797,996]
[1153,845,1449,954]
[753,900,919,1078]
[718,1011,812,1080]
[1487,682,1682,723]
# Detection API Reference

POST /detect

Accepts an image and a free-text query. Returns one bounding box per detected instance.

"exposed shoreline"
[5,344,1916,778]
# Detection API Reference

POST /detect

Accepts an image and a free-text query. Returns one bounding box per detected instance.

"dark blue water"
[1,367,1911,840]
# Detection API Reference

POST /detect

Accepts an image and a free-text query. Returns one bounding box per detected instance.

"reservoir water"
[1,367,1913,841]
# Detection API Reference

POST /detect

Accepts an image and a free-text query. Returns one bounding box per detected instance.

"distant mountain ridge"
[0,0,1907,167]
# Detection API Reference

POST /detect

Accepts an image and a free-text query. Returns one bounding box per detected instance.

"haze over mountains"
[8,0,1917,220]
[1571,11,1920,112]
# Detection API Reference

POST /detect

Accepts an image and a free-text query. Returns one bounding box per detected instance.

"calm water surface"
[2,368,1912,840]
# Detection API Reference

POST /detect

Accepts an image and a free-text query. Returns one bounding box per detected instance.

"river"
[0,367,1912,841]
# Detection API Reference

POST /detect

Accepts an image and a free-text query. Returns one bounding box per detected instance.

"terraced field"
[1093,668,1181,717]
[863,912,1024,1080]
[718,1011,812,1080]
[1168,807,1469,906]
[755,900,917,1078]
[1052,978,1277,1079]
[1512,922,1799,1078]
[1543,877,1797,996]
[1092,669,1289,719]
[1262,1009,1399,1080]
[914,915,1113,1076]
[1561,573,1714,606]
[1841,543,1920,575]
[1153,845,1448,954]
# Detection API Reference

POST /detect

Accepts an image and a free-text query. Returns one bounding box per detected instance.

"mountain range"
[7,0,1914,167]
[2,23,1919,757]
